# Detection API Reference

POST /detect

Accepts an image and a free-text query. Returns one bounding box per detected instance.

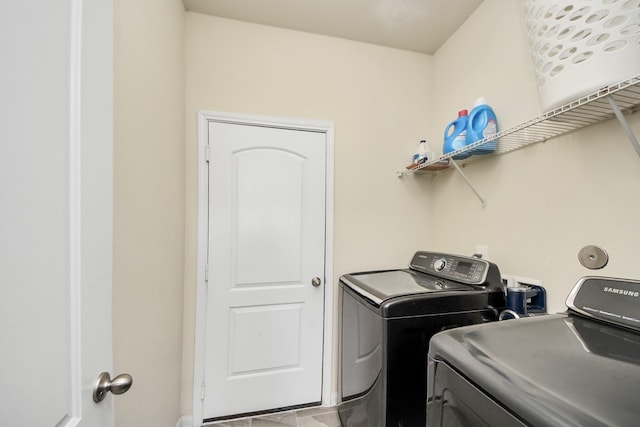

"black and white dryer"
[427,276,640,427]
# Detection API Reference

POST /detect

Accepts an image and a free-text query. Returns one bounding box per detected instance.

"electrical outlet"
[501,274,515,288]
[502,274,543,288]
[513,276,543,288]
[475,244,489,260]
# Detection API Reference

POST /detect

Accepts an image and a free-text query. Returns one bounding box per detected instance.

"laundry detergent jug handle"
[466,101,498,155]
[469,108,488,135]
[443,111,470,158]
[444,121,456,139]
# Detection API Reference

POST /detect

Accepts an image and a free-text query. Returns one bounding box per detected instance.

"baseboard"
[176,415,193,427]
[328,391,338,407]
[176,398,339,426]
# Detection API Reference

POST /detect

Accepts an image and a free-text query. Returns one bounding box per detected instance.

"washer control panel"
[410,251,489,285]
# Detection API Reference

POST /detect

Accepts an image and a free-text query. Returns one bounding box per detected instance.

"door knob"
[311,277,322,287]
[93,372,133,403]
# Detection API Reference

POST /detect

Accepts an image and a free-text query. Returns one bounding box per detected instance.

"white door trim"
[68,0,84,421]
[192,111,334,426]
[77,0,115,423]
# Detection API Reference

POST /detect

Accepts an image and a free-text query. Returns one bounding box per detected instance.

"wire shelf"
[398,74,640,177]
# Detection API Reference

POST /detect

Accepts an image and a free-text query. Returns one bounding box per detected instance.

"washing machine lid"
[341,269,472,306]
[429,313,640,427]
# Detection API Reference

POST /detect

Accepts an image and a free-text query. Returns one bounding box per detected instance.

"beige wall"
[430,0,640,313]
[112,0,640,422]
[113,0,185,425]
[181,12,434,414]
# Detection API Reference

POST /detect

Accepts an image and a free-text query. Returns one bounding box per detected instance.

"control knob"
[433,258,447,271]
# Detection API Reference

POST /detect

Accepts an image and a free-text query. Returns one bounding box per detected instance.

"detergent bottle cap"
[474,97,488,107]
[458,109,468,117]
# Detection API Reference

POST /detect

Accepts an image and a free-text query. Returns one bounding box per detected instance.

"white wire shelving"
[397,74,640,207]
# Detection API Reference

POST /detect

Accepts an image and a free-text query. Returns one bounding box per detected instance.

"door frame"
[192,111,335,426]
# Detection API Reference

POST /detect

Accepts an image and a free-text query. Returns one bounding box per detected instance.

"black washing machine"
[338,251,506,427]
[427,276,640,427]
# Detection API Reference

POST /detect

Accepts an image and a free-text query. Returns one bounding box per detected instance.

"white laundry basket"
[524,0,640,111]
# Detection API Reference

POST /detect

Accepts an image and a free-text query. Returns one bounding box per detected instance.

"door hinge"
[201,382,206,401]
[205,145,211,162]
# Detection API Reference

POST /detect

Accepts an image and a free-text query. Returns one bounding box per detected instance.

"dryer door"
[427,359,526,427]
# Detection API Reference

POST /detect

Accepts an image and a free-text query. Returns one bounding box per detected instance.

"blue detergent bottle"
[467,97,498,155]
[443,110,470,159]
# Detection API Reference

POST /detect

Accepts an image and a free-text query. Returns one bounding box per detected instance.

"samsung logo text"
[604,287,640,297]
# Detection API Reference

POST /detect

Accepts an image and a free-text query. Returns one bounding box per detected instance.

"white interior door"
[202,119,328,420]
[0,1,116,425]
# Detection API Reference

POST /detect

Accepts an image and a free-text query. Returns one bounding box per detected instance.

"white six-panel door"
[200,117,330,421]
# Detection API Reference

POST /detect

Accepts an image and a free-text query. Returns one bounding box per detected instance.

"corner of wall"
[176,415,193,427]
[113,0,186,425]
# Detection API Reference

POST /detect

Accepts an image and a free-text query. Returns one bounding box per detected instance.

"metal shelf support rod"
[607,95,640,158]
[450,159,486,208]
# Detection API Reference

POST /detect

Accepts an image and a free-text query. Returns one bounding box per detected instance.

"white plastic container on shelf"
[524,0,640,112]
[413,140,429,164]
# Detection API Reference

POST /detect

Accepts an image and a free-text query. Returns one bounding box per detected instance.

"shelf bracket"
[450,159,486,208]
[607,95,640,157]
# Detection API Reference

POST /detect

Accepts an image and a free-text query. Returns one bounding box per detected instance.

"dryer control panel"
[409,251,495,287]
[567,276,640,332]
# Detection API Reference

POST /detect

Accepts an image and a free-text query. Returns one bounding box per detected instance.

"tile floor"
[203,406,342,427]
